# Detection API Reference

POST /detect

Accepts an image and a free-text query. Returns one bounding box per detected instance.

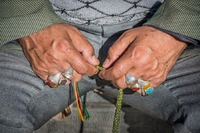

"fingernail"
[103,58,109,68]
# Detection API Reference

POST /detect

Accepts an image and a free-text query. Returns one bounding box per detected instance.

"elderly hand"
[19,23,99,87]
[99,26,187,91]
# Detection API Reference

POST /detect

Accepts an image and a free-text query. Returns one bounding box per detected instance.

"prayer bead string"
[112,88,123,133]
[95,65,123,133]
[73,82,90,121]
[72,65,122,133]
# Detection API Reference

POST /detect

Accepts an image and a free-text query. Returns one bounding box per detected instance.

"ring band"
[62,67,73,79]
[125,74,138,88]
[125,73,154,96]
[47,72,61,88]
[48,72,61,84]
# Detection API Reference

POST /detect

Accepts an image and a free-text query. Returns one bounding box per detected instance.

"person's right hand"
[19,23,99,87]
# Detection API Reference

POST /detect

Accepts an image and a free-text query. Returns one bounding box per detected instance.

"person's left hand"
[99,26,187,91]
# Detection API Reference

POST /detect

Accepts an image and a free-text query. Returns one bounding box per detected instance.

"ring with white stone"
[47,72,62,88]
[62,67,73,79]
[125,74,138,88]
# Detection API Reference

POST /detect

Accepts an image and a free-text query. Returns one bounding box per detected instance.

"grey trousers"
[0,22,200,133]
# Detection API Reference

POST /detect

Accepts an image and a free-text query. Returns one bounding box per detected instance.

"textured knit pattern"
[0,0,64,45]
[50,0,162,25]
[145,0,200,40]
[1,0,199,46]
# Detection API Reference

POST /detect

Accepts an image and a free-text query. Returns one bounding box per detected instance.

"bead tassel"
[73,82,90,121]
[73,65,123,133]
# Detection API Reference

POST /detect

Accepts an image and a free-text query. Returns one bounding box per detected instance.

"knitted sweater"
[50,0,163,25]
[1,0,200,45]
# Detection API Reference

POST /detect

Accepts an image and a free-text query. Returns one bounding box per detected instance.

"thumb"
[71,33,99,66]
[103,32,137,68]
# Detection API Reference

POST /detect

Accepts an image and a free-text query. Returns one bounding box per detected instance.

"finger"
[102,31,137,68]
[62,67,73,79]
[61,66,82,84]
[112,75,127,89]
[69,29,99,66]
[47,72,62,88]
[43,39,98,77]
[69,70,82,82]
[62,41,98,76]
[99,45,138,80]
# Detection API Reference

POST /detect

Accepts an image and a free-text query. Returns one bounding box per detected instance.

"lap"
[1,41,200,133]
[102,46,200,133]
[0,42,90,132]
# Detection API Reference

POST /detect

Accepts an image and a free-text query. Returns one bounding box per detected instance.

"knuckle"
[78,65,89,74]
[151,60,159,71]
[61,40,71,48]
[132,46,152,65]
[131,46,142,59]
[52,39,71,51]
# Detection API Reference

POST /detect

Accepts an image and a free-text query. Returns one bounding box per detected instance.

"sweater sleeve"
[144,0,200,42]
[0,0,64,45]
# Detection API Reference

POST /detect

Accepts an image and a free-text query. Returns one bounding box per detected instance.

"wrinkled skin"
[19,23,99,84]
[19,23,187,93]
[99,26,187,91]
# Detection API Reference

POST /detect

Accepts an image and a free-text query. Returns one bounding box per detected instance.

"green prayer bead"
[112,88,123,133]
[95,65,106,71]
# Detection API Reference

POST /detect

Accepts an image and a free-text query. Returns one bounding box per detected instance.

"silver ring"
[125,74,138,88]
[62,67,73,79]
[125,73,154,96]
[48,72,61,84]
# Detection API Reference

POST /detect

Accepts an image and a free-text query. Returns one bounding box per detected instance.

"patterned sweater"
[1,0,200,45]
[50,0,163,25]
